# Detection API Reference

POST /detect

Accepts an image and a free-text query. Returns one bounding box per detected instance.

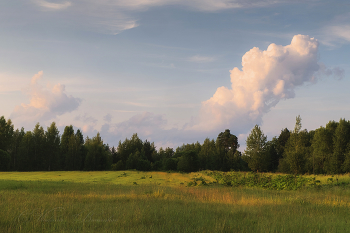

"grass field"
[1,171,350,232]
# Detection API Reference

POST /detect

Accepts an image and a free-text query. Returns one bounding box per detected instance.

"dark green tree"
[331,119,350,173]
[9,128,25,170]
[84,133,110,170]
[45,122,60,171]
[32,123,45,170]
[0,149,10,171]
[18,131,34,171]
[177,150,198,172]
[266,138,279,172]
[117,133,143,163]
[216,129,239,171]
[0,116,14,152]
[311,127,333,174]
[61,125,74,169]
[198,138,218,170]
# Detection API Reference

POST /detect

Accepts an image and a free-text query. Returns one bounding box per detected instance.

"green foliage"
[217,129,239,152]
[282,116,312,174]
[0,116,14,152]
[311,127,332,174]
[204,171,320,190]
[32,123,46,170]
[9,127,25,170]
[84,133,110,170]
[244,125,268,172]
[0,149,10,171]
[177,150,199,172]
[4,113,350,175]
[187,176,211,186]
[45,122,60,171]
[163,158,178,171]
[331,119,350,173]
[111,160,125,171]
[216,129,240,171]
[198,138,218,170]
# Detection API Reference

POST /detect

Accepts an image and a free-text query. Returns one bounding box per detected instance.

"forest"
[1,115,350,174]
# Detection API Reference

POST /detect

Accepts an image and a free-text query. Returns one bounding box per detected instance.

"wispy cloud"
[318,12,350,46]
[30,0,291,35]
[34,0,72,10]
[188,55,216,63]
[328,25,350,42]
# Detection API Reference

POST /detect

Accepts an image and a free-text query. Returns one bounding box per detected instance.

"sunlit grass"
[0,171,216,186]
[1,171,350,232]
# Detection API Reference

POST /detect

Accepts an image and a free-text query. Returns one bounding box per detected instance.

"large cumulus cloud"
[191,35,341,133]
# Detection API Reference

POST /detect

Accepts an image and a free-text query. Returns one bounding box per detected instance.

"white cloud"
[101,0,295,12]
[188,55,216,63]
[319,12,350,46]
[10,71,81,127]
[189,34,339,133]
[34,0,72,10]
[328,25,350,42]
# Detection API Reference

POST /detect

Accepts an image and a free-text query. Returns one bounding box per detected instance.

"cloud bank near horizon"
[10,71,81,128]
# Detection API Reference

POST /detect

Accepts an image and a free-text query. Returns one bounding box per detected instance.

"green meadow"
[1,171,350,232]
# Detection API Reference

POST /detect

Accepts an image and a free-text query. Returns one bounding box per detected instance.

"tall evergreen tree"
[84,133,110,170]
[61,125,74,169]
[9,128,25,170]
[0,116,14,152]
[32,123,45,170]
[18,131,34,171]
[45,122,60,171]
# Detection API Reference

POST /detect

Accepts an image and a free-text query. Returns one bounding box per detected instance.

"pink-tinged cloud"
[35,0,72,10]
[11,71,81,127]
[190,34,341,133]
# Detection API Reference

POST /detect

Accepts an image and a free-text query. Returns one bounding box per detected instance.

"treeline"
[1,115,350,174]
[244,116,350,174]
[0,117,111,171]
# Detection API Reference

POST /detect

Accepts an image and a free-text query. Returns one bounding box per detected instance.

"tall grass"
[1,171,350,232]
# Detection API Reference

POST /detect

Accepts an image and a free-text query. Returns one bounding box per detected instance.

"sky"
[1,0,350,151]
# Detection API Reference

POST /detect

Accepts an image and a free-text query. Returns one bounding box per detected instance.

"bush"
[111,160,124,171]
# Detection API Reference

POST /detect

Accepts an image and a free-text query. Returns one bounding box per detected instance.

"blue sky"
[1,0,349,150]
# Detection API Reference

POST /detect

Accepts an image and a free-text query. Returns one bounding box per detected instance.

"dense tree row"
[110,129,246,172]
[1,115,350,174]
[0,116,111,171]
